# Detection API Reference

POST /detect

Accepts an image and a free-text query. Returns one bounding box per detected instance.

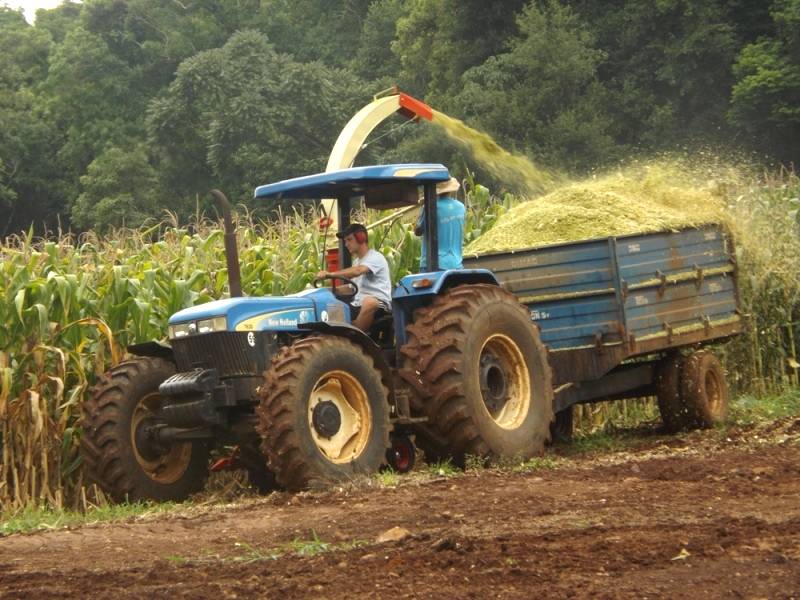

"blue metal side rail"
[464,225,742,385]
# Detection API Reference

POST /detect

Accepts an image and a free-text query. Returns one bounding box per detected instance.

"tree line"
[0,0,797,233]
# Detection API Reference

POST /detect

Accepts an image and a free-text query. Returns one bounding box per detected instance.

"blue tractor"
[80,164,554,501]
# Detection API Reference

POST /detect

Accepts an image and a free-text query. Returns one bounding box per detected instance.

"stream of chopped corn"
[430,111,728,254]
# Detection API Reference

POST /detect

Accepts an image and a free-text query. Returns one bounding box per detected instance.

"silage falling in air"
[431,110,559,196]
[430,110,730,254]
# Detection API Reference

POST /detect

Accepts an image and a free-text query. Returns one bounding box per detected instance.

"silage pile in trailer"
[465,163,729,254]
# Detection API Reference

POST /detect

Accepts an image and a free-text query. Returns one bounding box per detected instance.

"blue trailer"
[81,164,741,502]
[464,225,741,435]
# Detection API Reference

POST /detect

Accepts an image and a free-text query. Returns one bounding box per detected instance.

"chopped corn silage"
[431,110,559,195]
[465,162,729,254]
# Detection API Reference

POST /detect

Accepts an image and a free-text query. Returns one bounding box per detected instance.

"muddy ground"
[2,416,799,599]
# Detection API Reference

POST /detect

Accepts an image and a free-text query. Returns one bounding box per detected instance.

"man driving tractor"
[316,222,392,332]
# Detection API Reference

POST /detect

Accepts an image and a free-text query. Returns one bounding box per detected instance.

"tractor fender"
[433,269,499,293]
[392,269,501,348]
[127,340,175,362]
[297,322,397,412]
[395,269,499,300]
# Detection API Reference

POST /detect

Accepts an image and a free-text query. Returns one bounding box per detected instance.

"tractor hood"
[168,288,339,334]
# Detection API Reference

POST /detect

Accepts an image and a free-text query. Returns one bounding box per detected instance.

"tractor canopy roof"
[253,163,450,210]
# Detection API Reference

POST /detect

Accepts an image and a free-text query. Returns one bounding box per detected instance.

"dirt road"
[2,416,799,599]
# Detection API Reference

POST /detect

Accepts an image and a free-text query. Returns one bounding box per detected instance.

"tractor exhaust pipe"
[209,189,243,298]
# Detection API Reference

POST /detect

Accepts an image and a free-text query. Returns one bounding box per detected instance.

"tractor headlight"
[168,316,227,339]
[168,322,194,339]
[196,316,228,334]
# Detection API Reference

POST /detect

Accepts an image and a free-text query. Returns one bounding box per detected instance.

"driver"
[316,223,392,332]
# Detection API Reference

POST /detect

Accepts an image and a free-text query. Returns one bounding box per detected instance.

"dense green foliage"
[0,0,798,233]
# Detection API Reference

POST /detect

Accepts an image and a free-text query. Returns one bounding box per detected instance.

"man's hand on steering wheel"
[312,273,360,297]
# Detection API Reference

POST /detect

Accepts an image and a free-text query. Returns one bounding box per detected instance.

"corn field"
[0,187,507,513]
[723,168,800,392]
[1,167,799,513]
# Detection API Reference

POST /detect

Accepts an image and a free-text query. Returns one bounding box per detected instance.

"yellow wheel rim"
[479,334,531,430]
[131,392,193,484]
[308,371,372,464]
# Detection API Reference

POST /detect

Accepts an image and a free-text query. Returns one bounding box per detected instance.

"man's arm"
[316,264,370,280]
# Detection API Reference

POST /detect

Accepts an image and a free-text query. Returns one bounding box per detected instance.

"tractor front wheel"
[81,357,210,502]
[257,336,391,490]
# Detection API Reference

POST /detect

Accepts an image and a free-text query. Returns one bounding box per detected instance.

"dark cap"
[335,223,368,239]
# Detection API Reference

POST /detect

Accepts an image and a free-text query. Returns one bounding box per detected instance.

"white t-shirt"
[353,249,392,309]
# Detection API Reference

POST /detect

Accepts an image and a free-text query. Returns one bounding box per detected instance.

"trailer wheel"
[401,284,553,461]
[550,407,574,444]
[81,357,210,502]
[680,350,729,428]
[656,354,694,432]
[257,335,391,491]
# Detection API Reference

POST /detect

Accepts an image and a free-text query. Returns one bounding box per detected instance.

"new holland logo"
[266,317,298,326]
[247,332,256,347]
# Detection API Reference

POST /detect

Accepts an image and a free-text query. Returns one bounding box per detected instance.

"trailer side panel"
[464,225,741,386]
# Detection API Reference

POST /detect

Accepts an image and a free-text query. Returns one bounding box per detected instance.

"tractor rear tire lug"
[400,284,554,463]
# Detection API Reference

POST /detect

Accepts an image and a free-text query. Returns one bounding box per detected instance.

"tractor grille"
[171,332,276,378]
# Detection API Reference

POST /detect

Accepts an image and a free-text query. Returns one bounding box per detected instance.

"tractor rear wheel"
[401,284,553,461]
[257,335,391,490]
[81,357,210,502]
[680,350,729,428]
[656,354,694,433]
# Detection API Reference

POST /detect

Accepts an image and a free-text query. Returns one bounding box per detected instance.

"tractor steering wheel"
[313,274,359,303]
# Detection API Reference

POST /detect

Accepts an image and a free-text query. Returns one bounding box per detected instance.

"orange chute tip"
[397,92,433,122]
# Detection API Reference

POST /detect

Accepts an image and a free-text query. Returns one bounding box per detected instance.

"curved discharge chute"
[323,89,433,229]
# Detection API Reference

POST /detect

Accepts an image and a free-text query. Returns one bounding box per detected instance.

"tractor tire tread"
[400,285,553,460]
[257,335,390,491]
[81,357,209,502]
